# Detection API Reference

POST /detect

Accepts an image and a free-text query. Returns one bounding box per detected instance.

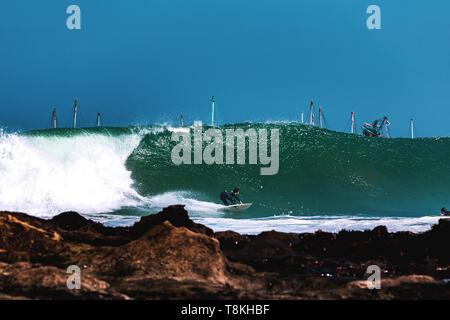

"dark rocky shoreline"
[1,205,449,299]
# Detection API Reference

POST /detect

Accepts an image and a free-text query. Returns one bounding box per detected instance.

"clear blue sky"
[0,0,449,137]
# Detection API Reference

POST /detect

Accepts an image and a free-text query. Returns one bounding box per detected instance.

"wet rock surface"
[0,206,449,299]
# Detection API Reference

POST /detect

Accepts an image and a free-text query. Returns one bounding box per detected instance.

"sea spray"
[0,128,144,217]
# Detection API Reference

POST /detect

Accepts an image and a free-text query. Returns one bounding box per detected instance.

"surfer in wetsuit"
[441,207,450,216]
[220,188,242,206]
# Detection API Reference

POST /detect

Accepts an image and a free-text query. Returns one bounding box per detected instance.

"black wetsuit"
[220,191,241,206]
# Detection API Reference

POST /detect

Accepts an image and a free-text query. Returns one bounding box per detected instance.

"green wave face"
[126,123,450,217]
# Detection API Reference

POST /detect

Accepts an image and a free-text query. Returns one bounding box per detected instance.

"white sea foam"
[0,131,145,217]
[147,191,224,214]
[97,190,442,235]
[194,215,441,235]
[142,191,441,235]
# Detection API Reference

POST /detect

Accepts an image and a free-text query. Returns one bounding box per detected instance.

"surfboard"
[219,203,252,213]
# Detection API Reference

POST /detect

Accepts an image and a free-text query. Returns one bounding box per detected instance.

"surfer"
[441,208,450,216]
[220,188,242,206]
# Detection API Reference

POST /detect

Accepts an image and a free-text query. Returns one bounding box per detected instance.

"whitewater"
[0,124,448,234]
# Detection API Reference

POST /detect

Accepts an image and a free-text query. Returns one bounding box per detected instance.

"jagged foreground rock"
[0,205,449,299]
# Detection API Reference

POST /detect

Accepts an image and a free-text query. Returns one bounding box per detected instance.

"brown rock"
[127,205,214,238]
[0,262,128,299]
[0,212,65,263]
[91,221,230,285]
[1,206,450,299]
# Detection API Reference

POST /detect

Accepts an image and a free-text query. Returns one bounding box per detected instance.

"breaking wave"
[0,123,449,232]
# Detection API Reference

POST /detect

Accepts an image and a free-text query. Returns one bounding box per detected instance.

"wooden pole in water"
[73,99,78,128]
[319,107,323,128]
[97,112,101,127]
[52,109,57,129]
[309,100,314,125]
[410,119,414,139]
[180,113,184,127]
[351,112,355,134]
[211,96,215,126]
[385,119,390,138]
[301,111,304,124]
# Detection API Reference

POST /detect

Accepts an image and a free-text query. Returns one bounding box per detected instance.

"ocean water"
[0,123,448,234]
